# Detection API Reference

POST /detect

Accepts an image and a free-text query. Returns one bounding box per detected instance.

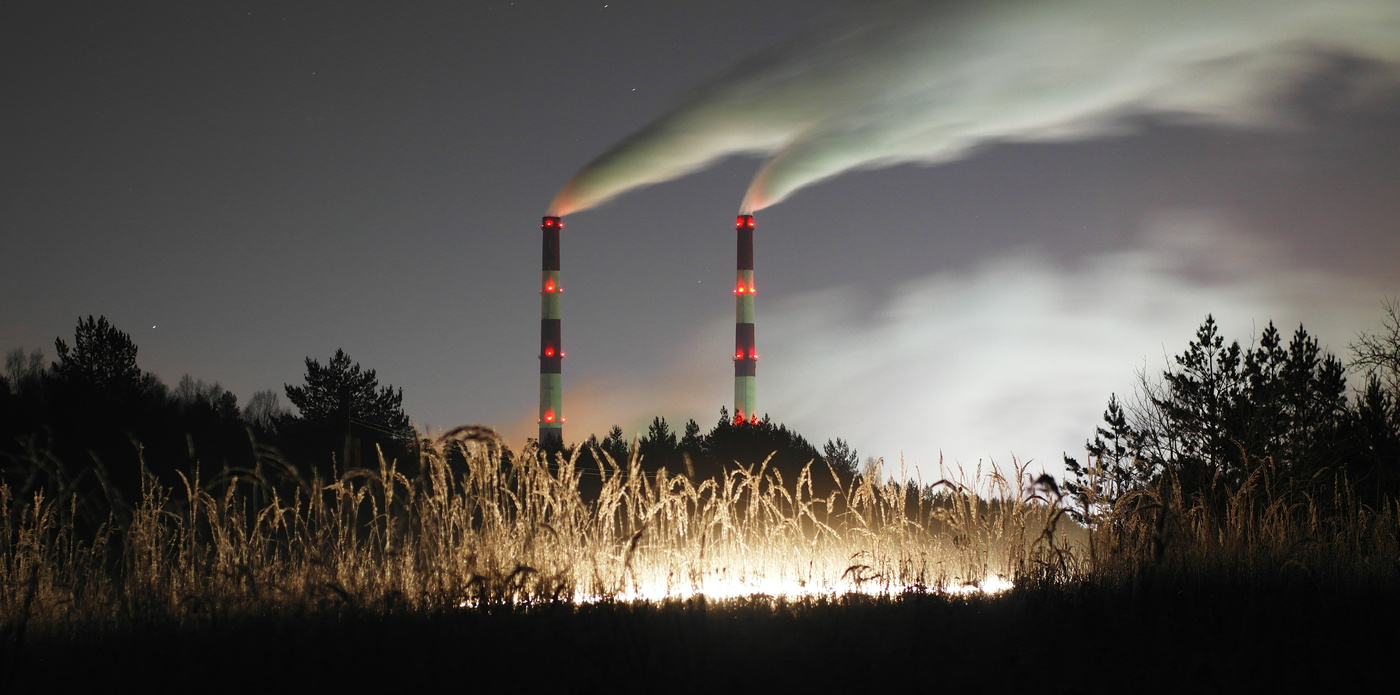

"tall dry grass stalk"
[2,427,1395,635]
[1071,452,1400,593]
[0,427,1066,629]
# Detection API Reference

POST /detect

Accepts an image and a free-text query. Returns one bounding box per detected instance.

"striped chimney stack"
[734,214,758,425]
[539,216,564,447]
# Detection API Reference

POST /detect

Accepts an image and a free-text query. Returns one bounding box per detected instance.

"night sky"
[5,1,1398,477]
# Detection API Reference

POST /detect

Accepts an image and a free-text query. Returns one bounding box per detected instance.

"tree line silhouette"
[1065,306,1400,515]
[8,307,1397,513]
[0,316,415,506]
[1,316,862,506]
[564,410,861,489]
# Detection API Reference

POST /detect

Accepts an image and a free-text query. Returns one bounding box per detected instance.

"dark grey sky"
[4,1,1398,475]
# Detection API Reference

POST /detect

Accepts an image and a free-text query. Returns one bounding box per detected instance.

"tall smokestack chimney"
[539,216,564,447]
[734,214,758,425]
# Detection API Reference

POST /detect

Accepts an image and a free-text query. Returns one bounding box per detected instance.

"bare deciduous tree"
[1350,298,1400,396]
[3,347,46,395]
[242,389,289,434]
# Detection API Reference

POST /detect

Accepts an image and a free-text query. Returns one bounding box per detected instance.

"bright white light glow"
[601,572,1014,602]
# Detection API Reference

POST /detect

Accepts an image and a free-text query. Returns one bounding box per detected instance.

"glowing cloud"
[507,210,1392,477]
[549,0,1400,216]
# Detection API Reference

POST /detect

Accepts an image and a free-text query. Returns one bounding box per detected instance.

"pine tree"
[821,437,859,478]
[639,416,679,471]
[52,315,151,401]
[1063,393,1144,516]
[680,419,703,453]
[284,349,410,436]
[1153,314,1244,488]
[1068,316,1371,509]
[281,349,412,471]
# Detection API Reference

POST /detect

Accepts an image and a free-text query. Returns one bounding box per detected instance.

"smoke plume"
[549,0,1400,216]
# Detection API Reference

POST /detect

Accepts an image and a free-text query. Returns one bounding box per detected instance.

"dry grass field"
[3,425,1398,691]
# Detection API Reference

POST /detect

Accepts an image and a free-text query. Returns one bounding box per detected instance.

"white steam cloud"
[549,0,1400,216]
[525,211,1391,477]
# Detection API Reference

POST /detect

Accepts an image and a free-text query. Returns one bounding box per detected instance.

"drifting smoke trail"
[549,0,1400,216]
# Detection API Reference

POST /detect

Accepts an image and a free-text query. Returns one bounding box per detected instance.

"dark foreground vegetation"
[3,306,1399,691]
[12,583,1398,693]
